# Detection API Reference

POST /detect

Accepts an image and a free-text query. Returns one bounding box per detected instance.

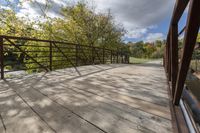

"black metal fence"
[0,35,129,79]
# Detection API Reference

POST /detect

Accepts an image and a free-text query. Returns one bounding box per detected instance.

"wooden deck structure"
[0,61,174,133]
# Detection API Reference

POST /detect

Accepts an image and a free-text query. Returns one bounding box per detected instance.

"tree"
[55,2,125,48]
[129,40,165,58]
[0,1,126,73]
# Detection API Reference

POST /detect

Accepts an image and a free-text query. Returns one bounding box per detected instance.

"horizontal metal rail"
[0,35,129,79]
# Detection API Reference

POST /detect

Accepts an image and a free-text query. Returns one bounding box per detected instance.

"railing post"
[110,50,112,64]
[76,44,78,66]
[121,49,123,63]
[128,54,130,64]
[92,46,94,64]
[117,50,119,63]
[103,47,105,64]
[49,42,52,71]
[0,37,4,79]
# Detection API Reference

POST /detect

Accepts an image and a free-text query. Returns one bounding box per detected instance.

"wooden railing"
[0,35,129,79]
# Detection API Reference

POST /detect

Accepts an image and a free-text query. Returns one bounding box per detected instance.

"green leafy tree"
[0,1,126,73]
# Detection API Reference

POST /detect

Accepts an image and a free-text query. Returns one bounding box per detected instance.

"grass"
[129,57,152,64]
[190,60,200,72]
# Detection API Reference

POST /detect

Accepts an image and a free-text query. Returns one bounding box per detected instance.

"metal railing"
[164,0,199,105]
[0,35,129,79]
[164,0,200,132]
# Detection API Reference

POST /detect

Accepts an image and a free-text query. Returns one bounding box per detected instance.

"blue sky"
[0,0,188,43]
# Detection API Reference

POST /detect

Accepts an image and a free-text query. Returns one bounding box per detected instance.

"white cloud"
[16,0,66,21]
[0,5,11,10]
[125,25,158,39]
[94,0,175,41]
[145,33,164,42]
[16,1,39,19]
[95,0,174,27]
[125,28,147,39]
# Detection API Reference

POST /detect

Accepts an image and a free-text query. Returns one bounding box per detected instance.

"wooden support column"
[170,25,178,97]
[174,0,200,105]
[0,37,4,79]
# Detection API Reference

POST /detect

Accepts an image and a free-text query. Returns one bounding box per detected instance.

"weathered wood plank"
[32,80,171,133]
[3,81,106,133]
[37,83,173,133]
[0,91,54,133]
[7,77,151,133]
[0,63,173,133]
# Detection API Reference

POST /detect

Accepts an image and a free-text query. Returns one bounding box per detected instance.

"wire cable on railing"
[178,26,186,37]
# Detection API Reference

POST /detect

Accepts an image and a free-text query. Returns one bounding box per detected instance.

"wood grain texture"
[0,61,173,133]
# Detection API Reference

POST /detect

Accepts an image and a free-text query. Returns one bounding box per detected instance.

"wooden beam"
[170,24,178,97]
[174,0,200,105]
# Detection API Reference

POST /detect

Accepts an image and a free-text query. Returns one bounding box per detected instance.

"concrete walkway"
[0,61,173,133]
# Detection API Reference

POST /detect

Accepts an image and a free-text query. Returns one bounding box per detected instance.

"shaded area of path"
[0,62,173,133]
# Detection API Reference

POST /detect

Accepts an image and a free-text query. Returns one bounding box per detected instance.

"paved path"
[0,61,173,133]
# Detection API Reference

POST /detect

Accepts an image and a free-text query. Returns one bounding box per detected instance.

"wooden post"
[49,42,52,71]
[170,25,178,97]
[0,37,4,79]
[174,0,200,105]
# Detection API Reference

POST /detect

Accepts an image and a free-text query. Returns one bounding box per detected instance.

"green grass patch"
[190,60,200,72]
[129,57,152,64]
